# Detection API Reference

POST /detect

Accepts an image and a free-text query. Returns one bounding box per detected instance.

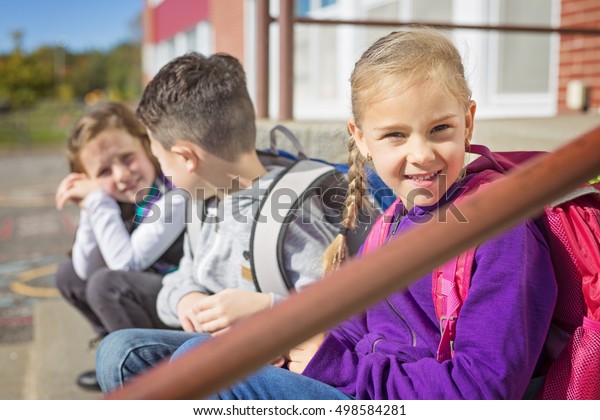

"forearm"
[83,190,135,271]
[71,210,101,279]
[156,234,209,326]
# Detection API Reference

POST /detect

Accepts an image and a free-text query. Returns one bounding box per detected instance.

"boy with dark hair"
[96,52,338,392]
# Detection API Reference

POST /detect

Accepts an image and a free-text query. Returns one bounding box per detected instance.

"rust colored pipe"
[278,0,294,121]
[292,17,600,36]
[256,0,271,118]
[108,125,600,399]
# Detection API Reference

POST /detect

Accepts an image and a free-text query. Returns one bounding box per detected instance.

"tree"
[106,42,141,100]
[0,46,54,108]
[0,29,142,108]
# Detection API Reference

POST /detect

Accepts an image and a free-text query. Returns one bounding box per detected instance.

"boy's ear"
[171,142,201,173]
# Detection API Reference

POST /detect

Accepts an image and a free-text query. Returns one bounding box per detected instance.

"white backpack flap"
[249,159,338,296]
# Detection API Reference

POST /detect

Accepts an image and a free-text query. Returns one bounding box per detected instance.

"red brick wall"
[211,0,245,65]
[558,0,600,113]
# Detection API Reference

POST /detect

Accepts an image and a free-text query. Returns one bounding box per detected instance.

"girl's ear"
[465,100,477,146]
[348,119,369,159]
[171,142,201,173]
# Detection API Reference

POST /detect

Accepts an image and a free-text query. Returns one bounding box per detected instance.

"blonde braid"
[322,137,368,274]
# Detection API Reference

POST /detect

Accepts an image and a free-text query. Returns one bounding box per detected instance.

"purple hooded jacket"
[302,176,558,399]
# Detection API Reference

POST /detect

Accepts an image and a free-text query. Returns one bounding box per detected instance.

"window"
[412,0,452,22]
[296,0,310,16]
[186,27,197,52]
[297,0,337,16]
[365,2,400,46]
[496,0,551,94]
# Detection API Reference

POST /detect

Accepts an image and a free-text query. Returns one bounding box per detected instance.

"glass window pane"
[296,0,310,16]
[365,2,400,46]
[318,26,337,98]
[186,27,196,52]
[412,0,452,22]
[497,0,551,93]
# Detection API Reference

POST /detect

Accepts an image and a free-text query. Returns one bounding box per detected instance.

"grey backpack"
[187,125,394,296]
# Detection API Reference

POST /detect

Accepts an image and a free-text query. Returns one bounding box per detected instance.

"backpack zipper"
[384,212,417,347]
[385,298,417,347]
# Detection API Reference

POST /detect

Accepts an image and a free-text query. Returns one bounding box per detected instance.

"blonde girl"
[178,28,557,400]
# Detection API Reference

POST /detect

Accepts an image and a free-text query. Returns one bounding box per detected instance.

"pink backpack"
[362,144,600,399]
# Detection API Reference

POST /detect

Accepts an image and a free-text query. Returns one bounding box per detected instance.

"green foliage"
[0,49,54,108]
[0,41,141,110]
[56,83,74,102]
[106,43,141,101]
[64,50,109,98]
[590,175,600,185]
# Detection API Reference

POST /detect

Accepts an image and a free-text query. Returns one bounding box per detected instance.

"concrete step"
[28,298,101,399]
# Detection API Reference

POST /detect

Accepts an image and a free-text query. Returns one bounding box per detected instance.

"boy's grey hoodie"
[157,165,338,327]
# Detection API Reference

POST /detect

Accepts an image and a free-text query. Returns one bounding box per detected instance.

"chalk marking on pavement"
[9,263,60,298]
[0,315,33,326]
[0,217,14,240]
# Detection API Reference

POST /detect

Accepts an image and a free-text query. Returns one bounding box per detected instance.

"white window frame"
[479,0,560,118]
[248,0,562,120]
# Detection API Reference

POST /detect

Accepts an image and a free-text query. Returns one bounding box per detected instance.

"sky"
[0,0,143,54]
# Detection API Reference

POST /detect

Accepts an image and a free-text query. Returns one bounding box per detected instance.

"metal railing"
[257,0,600,121]
[107,124,600,399]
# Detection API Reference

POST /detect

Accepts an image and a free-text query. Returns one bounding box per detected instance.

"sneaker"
[77,369,101,392]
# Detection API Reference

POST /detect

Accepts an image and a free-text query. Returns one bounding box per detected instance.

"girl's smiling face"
[79,128,157,203]
[350,81,476,210]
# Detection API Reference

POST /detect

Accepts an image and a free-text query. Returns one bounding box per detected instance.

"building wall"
[211,0,245,64]
[142,0,246,86]
[558,0,600,113]
[141,0,600,119]
[141,0,213,86]
[142,1,155,85]
[153,0,209,43]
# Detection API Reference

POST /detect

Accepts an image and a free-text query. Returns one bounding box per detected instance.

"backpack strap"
[432,151,599,363]
[184,159,336,296]
[432,248,476,361]
[550,184,600,207]
[431,168,504,361]
[468,144,541,173]
[544,185,600,321]
[269,124,308,159]
[250,159,337,296]
[361,197,403,255]
[253,124,393,295]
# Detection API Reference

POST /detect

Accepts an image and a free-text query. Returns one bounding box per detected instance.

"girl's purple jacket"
[303,176,558,399]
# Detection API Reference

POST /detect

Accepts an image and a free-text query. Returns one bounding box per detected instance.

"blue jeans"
[96,328,206,393]
[172,336,354,400]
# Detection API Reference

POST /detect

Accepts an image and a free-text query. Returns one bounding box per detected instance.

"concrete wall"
[256,114,600,163]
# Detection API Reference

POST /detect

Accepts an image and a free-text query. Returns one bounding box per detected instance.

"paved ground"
[0,115,599,400]
[0,148,99,399]
[0,150,75,343]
